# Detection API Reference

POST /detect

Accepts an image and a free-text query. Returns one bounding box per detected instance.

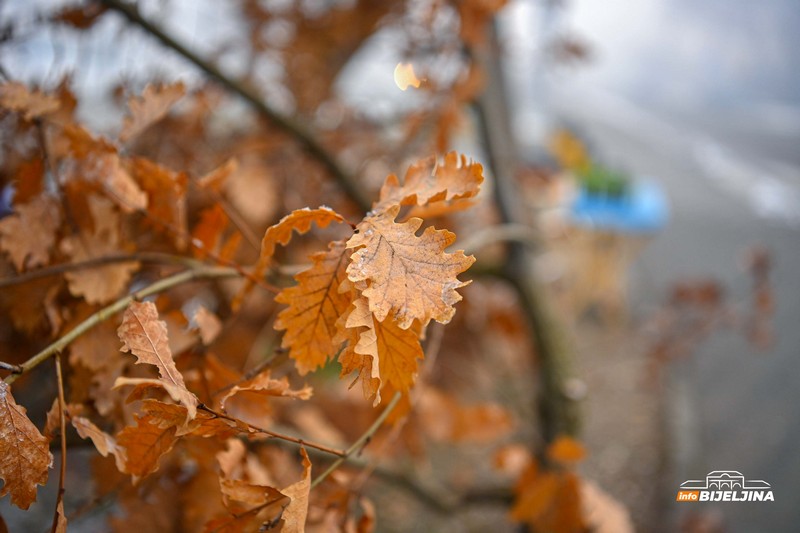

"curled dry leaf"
[280,447,312,533]
[71,416,126,471]
[274,240,353,374]
[255,206,346,278]
[0,81,59,120]
[346,205,474,329]
[117,301,198,419]
[0,194,61,271]
[220,370,313,412]
[236,206,346,309]
[0,382,53,510]
[374,151,483,211]
[60,195,140,304]
[339,297,423,403]
[205,439,296,532]
[120,82,186,143]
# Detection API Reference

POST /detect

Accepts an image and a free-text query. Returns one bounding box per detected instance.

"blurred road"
[553,92,800,532]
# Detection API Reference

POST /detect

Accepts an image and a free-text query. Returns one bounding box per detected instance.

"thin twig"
[310,391,403,490]
[198,404,347,458]
[0,252,205,289]
[98,0,370,212]
[4,266,239,385]
[0,361,23,373]
[51,353,67,533]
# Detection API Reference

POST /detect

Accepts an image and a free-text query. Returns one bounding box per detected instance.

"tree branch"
[98,0,371,212]
[50,353,68,533]
[3,266,238,384]
[310,391,402,490]
[197,404,347,458]
[0,252,205,289]
[471,25,580,445]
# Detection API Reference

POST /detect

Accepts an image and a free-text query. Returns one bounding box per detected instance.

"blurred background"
[1,0,798,531]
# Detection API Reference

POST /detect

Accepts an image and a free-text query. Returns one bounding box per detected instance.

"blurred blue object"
[569,179,669,233]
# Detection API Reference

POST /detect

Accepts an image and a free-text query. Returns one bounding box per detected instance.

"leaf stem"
[4,266,238,385]
[310,391,402,490]
[198,404,347,458]
[50,353,67,533]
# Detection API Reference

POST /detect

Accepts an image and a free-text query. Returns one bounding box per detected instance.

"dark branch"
[97,0,371,212]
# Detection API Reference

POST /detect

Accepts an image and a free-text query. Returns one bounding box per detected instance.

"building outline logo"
[676,471,774,502]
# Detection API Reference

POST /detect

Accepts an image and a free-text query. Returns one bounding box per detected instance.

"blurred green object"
[579,165,630,198]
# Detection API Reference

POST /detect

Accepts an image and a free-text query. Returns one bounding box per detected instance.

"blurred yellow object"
[549,128,590,173]
[394,62,421,91]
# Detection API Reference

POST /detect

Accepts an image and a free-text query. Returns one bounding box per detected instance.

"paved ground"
[557,98,800,532]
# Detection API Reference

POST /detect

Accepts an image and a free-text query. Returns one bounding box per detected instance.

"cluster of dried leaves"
[0,0,612,531]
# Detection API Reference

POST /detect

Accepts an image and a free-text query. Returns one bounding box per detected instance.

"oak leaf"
[237,206,345,309]
[0,82,59,120]
[117,301,198,419]
[255,206,345,278]
[0,382,53,510]
[274,240,353,374]
[280,447,312,533]
[346,206,474,329]
[88,151,150,213]
[129,157,188,249]
[71,416,126,471]
[205,440,293,532]
[340,297,423,401]
[221,371,313,411]
[375,152,483,211]
[116,414,179,482]
[0,194,61,271]
[120,82,186,142]
[60,195,140,304]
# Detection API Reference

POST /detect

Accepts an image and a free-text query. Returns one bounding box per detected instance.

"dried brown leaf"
[281,447,312,533]
[120,82,186,143]
[340,297,423,401]
[220,371,313,414]
[0,382,53,510]
[274,240,353,374]
[129,157,189,249]
[375,152,483,211]
[346,206,474,329]
[116,414,179,482]
[0,194,61,271]
[117,301,198,419]
[60,195,140,304]
[0,82,59,120]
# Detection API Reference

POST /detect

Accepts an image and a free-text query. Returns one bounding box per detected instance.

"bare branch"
[98,0,371,212]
